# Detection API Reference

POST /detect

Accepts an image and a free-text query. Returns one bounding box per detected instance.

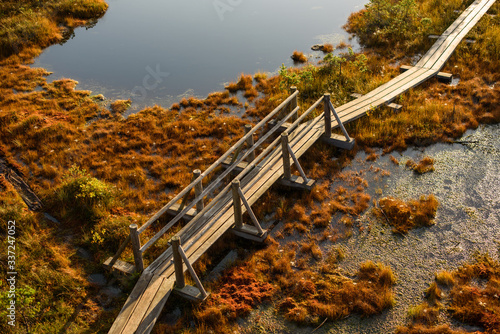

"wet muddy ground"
[239,124,500,333]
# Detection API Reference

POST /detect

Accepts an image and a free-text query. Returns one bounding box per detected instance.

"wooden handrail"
[136,90,299,235]
[139,104,301,254]
[284,95,324,135]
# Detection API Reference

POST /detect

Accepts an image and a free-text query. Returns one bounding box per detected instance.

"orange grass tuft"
[375,195,439,233]
[291,50,308,63]
[322,43,334,53]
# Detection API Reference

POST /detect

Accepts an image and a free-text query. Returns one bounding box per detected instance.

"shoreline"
[30,1,367,113]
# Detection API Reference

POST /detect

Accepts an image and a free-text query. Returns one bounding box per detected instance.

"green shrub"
[46,165,114,225]
[0,286,40,333]
[346,0,429,52]
[88,214,135,253]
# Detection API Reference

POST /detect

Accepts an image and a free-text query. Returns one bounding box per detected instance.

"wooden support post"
[244,124,256,162]
[281,133,292,179]
[193,169,204,213]
[104,234,131,269]
[286,143,309,183]
[324,93,332,137]
[129,224,144,272]
[329,100,350,141]
[171,236,185,289]
[232,180,268,242]
[321,99,355,150]
[290,86,298,121]
[237,187,264,235]
[178,245,208,299]
[232,180,243,230]
[172,237,209,301]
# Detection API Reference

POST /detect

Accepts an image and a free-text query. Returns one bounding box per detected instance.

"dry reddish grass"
[184,238,396,330]
[322,43,334,53]
[291,50,308,63]
[398,255,500,333]
[406,156,435,174]
[1,1,499,333]
[374,195,439,234]
[193,267,276,326]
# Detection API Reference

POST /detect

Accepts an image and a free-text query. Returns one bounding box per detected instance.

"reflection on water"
[32,0,367,112]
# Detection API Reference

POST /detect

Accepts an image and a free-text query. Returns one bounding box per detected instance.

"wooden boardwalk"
[109,0,496,332]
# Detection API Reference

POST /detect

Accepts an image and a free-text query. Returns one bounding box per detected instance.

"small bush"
[291,50,308,63]
[89,214,134,253]
[322,43,334,53]
[46,165,114,224]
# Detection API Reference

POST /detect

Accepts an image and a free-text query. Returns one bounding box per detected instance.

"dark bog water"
[32,0,366,112]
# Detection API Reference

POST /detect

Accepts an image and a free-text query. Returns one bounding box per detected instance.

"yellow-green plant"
[46,165,114,224]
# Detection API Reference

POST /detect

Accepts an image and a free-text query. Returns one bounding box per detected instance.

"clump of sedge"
[375,195,439,233]
[406,156,435,174]
[291,50,308,63]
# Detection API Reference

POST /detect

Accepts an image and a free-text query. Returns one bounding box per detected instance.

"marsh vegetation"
[0,0,498,333]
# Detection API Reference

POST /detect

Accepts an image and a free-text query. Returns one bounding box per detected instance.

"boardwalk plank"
[108,272,153,333]
[135,278,176,334]
[121,276,166,334]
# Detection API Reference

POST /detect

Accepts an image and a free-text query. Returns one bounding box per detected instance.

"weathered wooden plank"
[423,0,494,70]
[221,157,249,171]
[437,72,453,83]
[338,67,426,116]
[166,202,197,220]
[277,175,316,190]
[108,271,153,333]
[135,278,175,334]
[103,258,135,275]
[429,0,496,70]
[121,276,166,334]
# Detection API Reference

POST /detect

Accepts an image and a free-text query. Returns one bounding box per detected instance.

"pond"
[32,0,367,112]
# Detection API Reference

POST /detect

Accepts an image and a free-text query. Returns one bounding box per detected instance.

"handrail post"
[290,86,298,122]
[171,236,185,289]
[281,133,292,179]
[324,93,332,137]
[244,124,256,162]
[232,180,243,229]
[129,224,144,272]
[193,169,204,213]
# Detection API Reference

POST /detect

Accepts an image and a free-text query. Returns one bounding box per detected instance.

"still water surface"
[33,0,367,111]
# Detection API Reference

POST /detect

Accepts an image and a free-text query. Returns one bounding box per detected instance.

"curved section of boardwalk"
[109,0,496,332]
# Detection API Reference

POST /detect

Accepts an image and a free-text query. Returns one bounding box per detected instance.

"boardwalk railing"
[106,89,353,272]
[106,88,299,272]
